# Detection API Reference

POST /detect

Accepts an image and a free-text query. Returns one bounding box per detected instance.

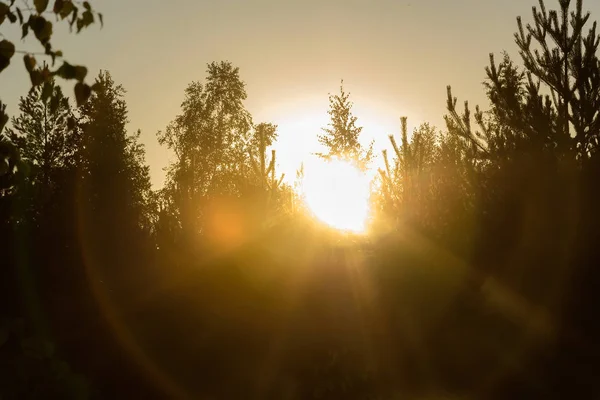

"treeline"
[1,0,600,398]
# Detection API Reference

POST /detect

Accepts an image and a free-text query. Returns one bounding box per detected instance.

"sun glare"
[301,158,372,233]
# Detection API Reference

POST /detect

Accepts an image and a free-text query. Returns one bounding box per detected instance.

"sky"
[2,0,600,188]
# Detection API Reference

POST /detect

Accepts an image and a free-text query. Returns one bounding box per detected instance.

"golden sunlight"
[301,158,372,233]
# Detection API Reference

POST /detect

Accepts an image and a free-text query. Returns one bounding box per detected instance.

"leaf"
[16,7,22,24]
[57,0,73,19]
[54,61,75,79]
[98,12,103,27]
[74,65,87,81]
[74,82,91,106]
[29,16,53,44]
[0,40,16,73]
[0,3,8,25]
[23,54,36,72]
[54,61,86,81]
[0,39,15,58]
[21,22,29,39]
[77,10,93,32]
[53,0,64,13]
[69,5,77,29]
[7,10,16,23]
[83,1,90,11]
[34,0,49,14]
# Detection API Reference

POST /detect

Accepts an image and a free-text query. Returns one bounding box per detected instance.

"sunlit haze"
[3,0,600,397]
[301,158,372,233]
[3,0,597,188]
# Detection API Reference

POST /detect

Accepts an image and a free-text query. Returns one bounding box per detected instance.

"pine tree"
[378,118,440,226]
[440,3,600,395]
[78,70,152,248]
[6,80,79,190]
[446,0,600,161]
[245,122,286,224]
[316,80,373,170]
[248,122,283,191]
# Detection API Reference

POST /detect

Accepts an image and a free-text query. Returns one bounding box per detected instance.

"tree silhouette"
[6,79,79,191]
[446,0,600,161]
[378,119,441,229]
[316,80,373,169]
[77,70,152,289]
[0,0,104,198]
[248,123,283,190]
[438,1,600,397]
[158,61,253,241]
[3,1,600,399]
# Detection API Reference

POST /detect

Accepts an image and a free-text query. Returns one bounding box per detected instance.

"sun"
[300,157,372,233]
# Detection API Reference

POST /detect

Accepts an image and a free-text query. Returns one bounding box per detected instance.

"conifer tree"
[248,122,283,192]
[78,70,152,249]
[6,79,79,191]
[446,0,600,161]
[316,80,373,170]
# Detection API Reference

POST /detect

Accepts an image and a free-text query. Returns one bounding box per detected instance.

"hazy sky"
[2,0,599,187]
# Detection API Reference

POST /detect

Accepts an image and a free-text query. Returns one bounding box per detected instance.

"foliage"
[248,123,284,190]
[316,80,374,170]
[0,0,103,107]
[78,70,152,234]
[5,79,79,189]
[377,119,442,227]
[446,0,600,162]
[2,0,600,399]
[0,0,103,192]
[157,61,255,240]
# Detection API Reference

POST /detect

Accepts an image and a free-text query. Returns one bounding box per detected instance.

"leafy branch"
[0,0,103,111]
[0,0,103,183]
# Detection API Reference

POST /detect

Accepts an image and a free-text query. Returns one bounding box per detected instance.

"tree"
[244,122,290,226]
[78,70,152,234]
[158,61,253,239]
[377,118,443,230]
[316,80,373,170]
[6,79,79,190]
[76,71,153,291]
[440,2,600,396]
[247,122,283,190]
[446,0,600,162]
[1,0,104,191]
